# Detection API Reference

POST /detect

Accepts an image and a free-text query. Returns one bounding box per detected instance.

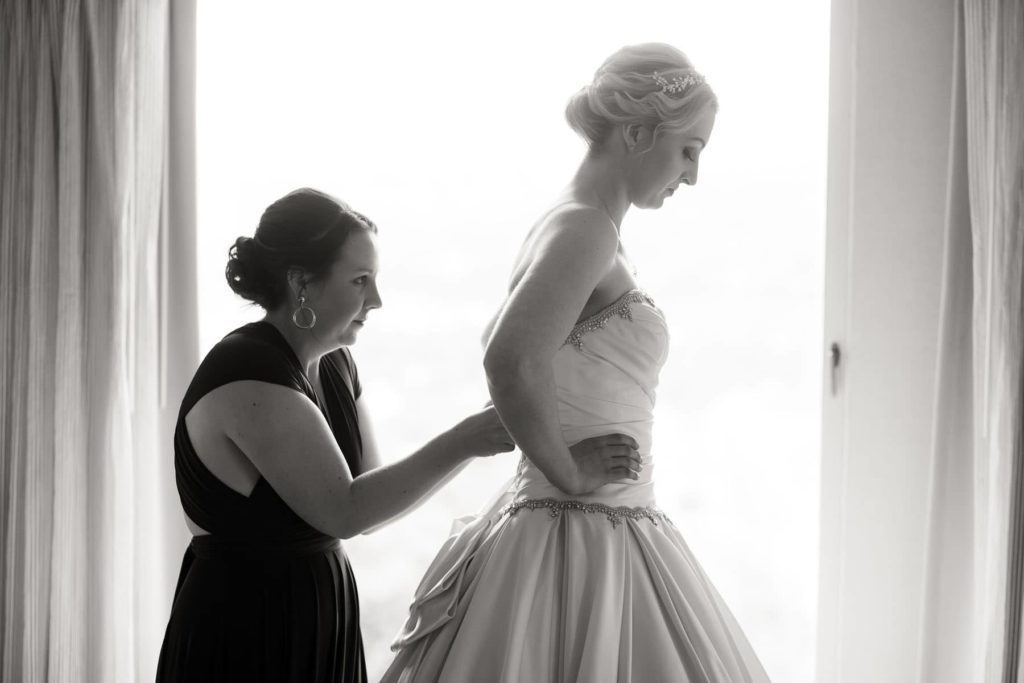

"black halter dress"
[156,321,367,682]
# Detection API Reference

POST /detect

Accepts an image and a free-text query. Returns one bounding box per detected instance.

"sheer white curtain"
[819,0,1023,679]
[919,0,1024,681]
[917,6,975,679]
[963,0,1024,678]
[0,1,196,681]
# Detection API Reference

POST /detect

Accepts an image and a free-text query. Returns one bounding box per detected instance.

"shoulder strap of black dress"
[178,323,308,420]
[328,347,361,401]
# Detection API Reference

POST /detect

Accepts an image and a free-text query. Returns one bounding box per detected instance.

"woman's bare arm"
[483,206,620,495]
[207,381,510,539]
[354,395,476,534]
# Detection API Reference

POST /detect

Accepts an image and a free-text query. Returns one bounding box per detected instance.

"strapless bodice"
[513,289,669,507]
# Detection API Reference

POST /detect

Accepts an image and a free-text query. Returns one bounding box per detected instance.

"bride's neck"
[565,147,631,227]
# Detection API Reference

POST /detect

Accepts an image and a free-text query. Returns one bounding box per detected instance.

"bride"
[382,43,771,682]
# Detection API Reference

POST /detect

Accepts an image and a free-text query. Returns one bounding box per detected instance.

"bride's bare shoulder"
[533,201,615,241]
[510,203,616,282]
[481,202,617,349]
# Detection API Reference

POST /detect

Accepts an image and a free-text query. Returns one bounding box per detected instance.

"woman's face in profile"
[307,229,382,346]
[627,108,716,210]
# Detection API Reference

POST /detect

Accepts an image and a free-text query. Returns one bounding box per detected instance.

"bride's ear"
[621,124,651,152]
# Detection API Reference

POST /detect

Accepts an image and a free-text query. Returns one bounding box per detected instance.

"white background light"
[198,1,828,678]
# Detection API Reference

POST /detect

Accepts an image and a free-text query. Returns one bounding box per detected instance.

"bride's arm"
[483,208,620,496]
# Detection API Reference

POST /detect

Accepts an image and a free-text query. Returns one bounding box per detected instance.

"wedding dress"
[382,289,771,682]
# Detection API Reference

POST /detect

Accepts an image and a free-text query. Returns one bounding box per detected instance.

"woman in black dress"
[155,188,642,682]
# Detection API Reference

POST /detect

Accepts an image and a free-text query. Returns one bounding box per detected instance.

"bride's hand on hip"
[569,433,642,492]
[447,405,516,458]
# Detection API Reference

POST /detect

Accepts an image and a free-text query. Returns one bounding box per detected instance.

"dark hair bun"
[225,236,285,309]
[224,188,378,310]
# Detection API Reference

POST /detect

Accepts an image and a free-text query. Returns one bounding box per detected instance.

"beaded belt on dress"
[190,534,340,560]
[499,498,669,528]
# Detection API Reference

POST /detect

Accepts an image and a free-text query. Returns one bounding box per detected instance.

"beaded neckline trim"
[565,289,657,350]
[500,497,669,528]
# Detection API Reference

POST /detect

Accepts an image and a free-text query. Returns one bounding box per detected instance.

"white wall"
[818,0,963,680]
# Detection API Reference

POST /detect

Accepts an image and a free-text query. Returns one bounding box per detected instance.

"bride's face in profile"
[625,107,716,210]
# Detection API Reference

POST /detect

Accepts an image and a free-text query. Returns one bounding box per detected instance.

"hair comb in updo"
[651,71,704,96]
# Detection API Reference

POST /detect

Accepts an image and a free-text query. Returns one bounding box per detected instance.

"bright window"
[198,2,827,679]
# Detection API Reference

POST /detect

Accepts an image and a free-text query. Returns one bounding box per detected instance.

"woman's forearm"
[343,433,473,536]
[485,355,583,495]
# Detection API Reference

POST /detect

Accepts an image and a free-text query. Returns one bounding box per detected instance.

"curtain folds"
[962,0,1024,680]
[818,0,1021,678]
[921,0,1024,680]
[0,1,196,681]
[919,0,1023,680]
[917,6,975,681]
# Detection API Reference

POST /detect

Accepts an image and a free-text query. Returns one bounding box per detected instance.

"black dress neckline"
[247,320,351,417]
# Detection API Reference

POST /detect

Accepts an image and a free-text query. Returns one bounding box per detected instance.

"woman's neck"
[263,310,325,380]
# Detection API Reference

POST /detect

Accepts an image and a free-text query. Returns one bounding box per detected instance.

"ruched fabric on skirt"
[382,490,769,683]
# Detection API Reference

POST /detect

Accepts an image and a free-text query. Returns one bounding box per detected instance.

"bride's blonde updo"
[565,43,717,149]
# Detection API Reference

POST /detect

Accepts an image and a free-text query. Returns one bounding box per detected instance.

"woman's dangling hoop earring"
[292,293,317,329]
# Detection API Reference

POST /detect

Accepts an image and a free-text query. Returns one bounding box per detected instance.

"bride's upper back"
[481,202,640,349]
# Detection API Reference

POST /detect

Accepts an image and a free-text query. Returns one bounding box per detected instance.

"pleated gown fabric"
[382,290,771,683]
[156,322,367,682]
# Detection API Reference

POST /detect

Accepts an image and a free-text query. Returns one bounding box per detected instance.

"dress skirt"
[156,536,366,683]
[382,487,770,683]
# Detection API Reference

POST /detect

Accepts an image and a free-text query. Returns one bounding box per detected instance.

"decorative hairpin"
[652,71,704,95]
